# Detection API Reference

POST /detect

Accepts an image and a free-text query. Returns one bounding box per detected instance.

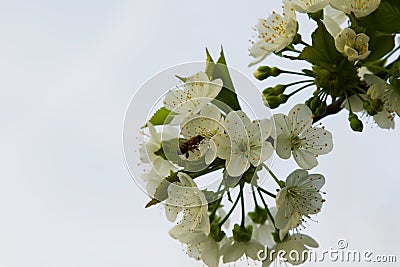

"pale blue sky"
[0,1,399,266]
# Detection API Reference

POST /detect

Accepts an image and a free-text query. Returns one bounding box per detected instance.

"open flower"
[221,238,264,263]
[343,92,395,129]
[165,172,210,235]
[273,104,333,170]
[364,74,397,129]
[180,104,225,164]
[335,28,370,61]
[262,234,319,267]
[139,122,178,176]
[215,111,274,177]
[275,169,326,233]
[169,228,221,267]
[330,0,381,18]
[365,74,400,115]
[249,4,297,66]
[163,72,223,125]
[285,0,330,13]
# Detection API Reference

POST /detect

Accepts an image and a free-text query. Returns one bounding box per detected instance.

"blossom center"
[290,135,302,150]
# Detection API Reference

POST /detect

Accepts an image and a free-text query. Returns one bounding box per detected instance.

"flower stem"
[299,40,310,47]
[251,186,259,207]
[219,189,241,227]
[288,83,314,97]
[258,187,276,198]
[286,79,315,88]
[362,64,391,74]
[282,70,313,77]
[383,45,400,61]
[240,182,245,227]
[209,196,223,222]
[262,163,283,188]
[257,188,276,227]
[345,91,353,113]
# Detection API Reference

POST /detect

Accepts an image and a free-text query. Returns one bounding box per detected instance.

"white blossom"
[273,104,333,170]
[330,0,381,18]
[214,111,274,177]
[180,104,224,164]
[220,238,264,263]
[343,92,395,129]
[262,234,319,266]
[165,172,210,235]
[365,74,400,115]
[275,169,325,233]
[249,4,297,66]
[364,74,397,129]
[335,28,370,61]
[163,72,223,125]
[285,0,330,13]
[139,122,178,177]
[169,228,221,267]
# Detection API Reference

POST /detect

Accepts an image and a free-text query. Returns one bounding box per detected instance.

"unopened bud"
[310,97,321,112]
[348,113,363,132]
[254,66,282,81]
[315,101,327,116]
[262,93,288,109]
[263,84,287,96]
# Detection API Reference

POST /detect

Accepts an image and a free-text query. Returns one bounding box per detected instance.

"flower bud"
[310,96,321,112]
[262,94,288,109]
[262,84,287,97]
[232,224,252,242]
[254,66,282,81]
[348,113,363,132]
[315,101,327,116]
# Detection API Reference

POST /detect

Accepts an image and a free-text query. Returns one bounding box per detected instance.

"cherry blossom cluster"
[133,0,400,266]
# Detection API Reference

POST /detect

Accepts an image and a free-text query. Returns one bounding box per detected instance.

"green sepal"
[248,206,269,225]
[210,222,226,242]
[232,224,253,242]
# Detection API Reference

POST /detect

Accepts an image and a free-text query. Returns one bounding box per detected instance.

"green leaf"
[210,47,241,113]
[298,21,344,71]
[147,107,175,126]
[205,48,215,79]
[358,0,400,34]
[145,172,179,208]
[175,75,187,82]
[365,31,395,62]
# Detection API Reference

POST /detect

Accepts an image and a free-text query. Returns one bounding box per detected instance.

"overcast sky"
[0,1,399,266]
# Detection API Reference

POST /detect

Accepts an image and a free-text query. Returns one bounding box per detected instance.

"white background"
[0,0,399,266]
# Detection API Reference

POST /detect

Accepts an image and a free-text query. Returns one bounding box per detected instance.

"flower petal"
[292,148,318,169]
[276,134,292,159]
[226,154,250,177]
